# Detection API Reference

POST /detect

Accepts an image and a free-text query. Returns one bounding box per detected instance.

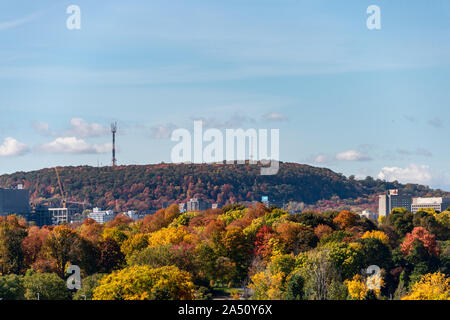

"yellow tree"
[345,275,367,300]
[43,225,83,277]
[402,272,450,300]
[249,271,284,300]
[147,227,192,248]
[121,233,149,257]
[361,230,390,246]
[93,265,196,300]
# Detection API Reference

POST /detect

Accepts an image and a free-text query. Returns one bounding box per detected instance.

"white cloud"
[377,163,433,185]
[336,150,371,162]
[64,118,109,138]
[38,137,111,154]
[263,112,287,121]
[313,154,334,164]
[0,137,29,157]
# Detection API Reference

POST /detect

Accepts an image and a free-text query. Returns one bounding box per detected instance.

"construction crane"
[54,167,91,209]
[54,166,67,208]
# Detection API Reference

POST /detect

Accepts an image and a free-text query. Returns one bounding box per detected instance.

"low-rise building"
[88,207,116,224]
[411,197,450,213]
[360,210,378,221]
[123,210,145,221]
[186,198,209,212]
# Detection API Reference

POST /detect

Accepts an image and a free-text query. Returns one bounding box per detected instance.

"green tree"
[359,238,392,270]
[386,209,413,237]
[73,273,105,300]
[22,272,70,300]
[0,274,25,300]
[285,273,304,300]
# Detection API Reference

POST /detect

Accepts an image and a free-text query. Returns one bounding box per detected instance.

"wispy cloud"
[33,118,109,138]
[397,148,432,157]
[262,113,287,122]
[336,150,371,162]
[310,149,372,164]
[149,123,177,139]
[37,137,111,154]
[0,10,44,31]
[428,118,443,128]
[191,113,255,129]
[63,118,109,138]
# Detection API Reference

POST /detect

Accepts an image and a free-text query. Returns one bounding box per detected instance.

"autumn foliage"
[0,201,449,300]
[401,227,440,256]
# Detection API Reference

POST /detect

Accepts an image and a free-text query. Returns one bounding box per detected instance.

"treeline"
[0,204,449,300]
[0,162,447,211]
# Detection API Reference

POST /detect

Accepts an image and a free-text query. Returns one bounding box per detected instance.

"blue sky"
[1,0,450,190]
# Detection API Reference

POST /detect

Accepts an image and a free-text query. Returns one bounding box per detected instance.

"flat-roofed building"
[378,193,412,217]
[123,210,145,221]
[88,207,116,224]
[360,210,378,221]
[186,198,209,212]
[411,197,450,213]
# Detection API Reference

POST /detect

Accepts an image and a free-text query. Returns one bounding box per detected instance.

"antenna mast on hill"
[111,122,117,167]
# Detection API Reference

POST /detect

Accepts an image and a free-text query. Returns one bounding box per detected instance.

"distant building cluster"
[2,185,449,227]
[178,198,218,213]
[0,186,223,227]
[88,207,116,224]
[378,189,450,217]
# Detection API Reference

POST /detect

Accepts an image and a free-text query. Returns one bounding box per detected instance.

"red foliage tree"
[401,227,440,256]
[254,225,276,259]
[22,226,51,267]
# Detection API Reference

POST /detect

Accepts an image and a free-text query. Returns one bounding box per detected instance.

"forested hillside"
[0,162,447,211]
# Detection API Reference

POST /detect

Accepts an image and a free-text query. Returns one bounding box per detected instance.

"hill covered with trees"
[0,162,447,211]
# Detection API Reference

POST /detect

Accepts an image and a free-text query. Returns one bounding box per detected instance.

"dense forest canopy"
[0,162,447,212]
